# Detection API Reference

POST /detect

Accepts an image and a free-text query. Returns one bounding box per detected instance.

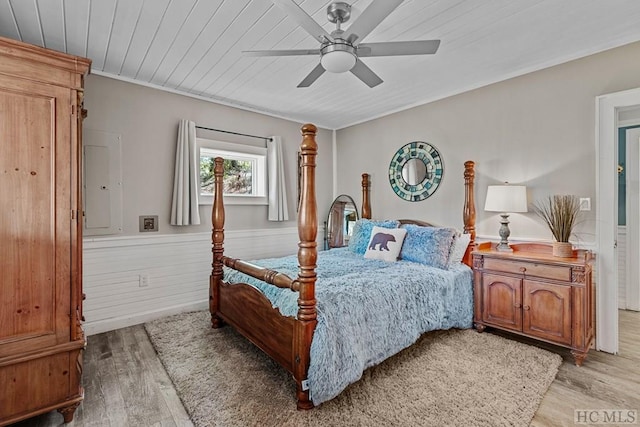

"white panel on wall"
[618,226,627,309]
[84,145,111,228]
[84,129,123,236]
[83,228,299,335]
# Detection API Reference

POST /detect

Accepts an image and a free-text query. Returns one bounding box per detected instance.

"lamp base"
[495,242,513,252]
[497,213,513,252]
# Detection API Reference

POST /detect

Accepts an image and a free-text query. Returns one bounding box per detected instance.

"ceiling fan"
[243,0,440,88]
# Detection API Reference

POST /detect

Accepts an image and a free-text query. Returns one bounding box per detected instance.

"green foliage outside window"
[200,156,253,195]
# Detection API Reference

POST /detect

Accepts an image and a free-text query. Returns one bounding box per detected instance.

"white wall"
[84,74,334,236]
[335,41,640,245]
[83,228,299,335]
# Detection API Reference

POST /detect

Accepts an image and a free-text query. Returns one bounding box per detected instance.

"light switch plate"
[579,198,591,211]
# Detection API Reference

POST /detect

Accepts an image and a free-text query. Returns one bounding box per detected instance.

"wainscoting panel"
[618,226,627,309]
[83,228,300,335]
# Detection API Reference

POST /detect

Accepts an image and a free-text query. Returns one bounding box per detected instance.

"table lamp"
[484,183,528,251]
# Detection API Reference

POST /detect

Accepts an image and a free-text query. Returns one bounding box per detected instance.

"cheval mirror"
[324,195,359,250]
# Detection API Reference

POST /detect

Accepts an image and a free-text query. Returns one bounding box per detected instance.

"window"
[197,138,267,205]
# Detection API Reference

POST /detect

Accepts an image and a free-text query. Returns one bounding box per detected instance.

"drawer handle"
[519,267,526,273]
[523,305,530,311]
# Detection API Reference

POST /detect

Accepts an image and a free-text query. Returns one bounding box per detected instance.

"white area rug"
[145,311,561,427]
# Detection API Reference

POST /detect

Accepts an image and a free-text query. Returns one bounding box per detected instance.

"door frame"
[596,87,640,354]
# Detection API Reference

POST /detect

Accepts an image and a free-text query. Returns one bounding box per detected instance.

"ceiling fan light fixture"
[321,43,356,73]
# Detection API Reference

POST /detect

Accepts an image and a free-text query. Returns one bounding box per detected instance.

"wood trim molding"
[83,228,299,249]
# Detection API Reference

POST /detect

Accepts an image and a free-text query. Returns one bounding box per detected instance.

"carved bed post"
[361,173,371,219]
[462,161,476,265]
[210,157,225,328]
[294,124,318,410]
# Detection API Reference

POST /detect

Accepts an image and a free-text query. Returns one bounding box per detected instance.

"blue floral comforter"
[223,247,473,405]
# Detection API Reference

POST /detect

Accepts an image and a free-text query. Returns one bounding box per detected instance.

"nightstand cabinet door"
[482,274,522,331]
[522,280,572,345]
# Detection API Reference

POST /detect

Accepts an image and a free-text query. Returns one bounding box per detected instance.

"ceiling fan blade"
[350,60,383,88]
[297,63,326,88]
[243,49,320,57]
[357,40,440,57]
[273,0,334,43]
[346,0,404,45]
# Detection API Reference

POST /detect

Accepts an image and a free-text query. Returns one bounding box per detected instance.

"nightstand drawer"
[483,258,571,281]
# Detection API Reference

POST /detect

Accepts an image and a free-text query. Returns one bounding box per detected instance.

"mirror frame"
[388,141,444,202]
[324,194,359,250]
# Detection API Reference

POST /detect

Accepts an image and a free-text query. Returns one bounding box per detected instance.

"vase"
[552,241,573,257]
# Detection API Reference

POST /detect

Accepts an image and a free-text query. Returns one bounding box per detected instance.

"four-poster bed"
[210,123,477,409]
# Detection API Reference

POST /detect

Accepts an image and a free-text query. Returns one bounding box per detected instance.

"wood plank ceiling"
[2,0,640,129]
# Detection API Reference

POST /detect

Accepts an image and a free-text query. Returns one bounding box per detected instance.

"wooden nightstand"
[472,242,595,366]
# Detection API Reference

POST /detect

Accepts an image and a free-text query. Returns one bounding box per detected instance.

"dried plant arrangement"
[531,195,581,243]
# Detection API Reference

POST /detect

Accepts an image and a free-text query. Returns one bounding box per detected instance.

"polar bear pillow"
[364,226,407,262]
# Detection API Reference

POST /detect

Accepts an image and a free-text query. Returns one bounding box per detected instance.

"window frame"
[197,137,268,206]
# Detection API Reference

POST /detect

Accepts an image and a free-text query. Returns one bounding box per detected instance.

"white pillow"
[364,226,407,262]
[447,232,472,269]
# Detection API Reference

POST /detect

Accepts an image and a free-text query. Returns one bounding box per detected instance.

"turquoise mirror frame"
[388,141,444,202]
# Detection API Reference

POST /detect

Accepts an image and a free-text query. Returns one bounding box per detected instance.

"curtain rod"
[195,125,272,142]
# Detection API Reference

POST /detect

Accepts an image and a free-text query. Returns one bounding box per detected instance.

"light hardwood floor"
[11,311,639,427]
[532,309,640,427]
[12,326,193,427]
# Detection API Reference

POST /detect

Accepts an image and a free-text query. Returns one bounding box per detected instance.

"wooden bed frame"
[210,123,476,409]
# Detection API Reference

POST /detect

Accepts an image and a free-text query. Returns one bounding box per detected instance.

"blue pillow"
[348,219,400,255]
[400,225,457,269]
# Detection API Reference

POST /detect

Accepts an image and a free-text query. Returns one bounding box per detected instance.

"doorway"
[596,88,640,354]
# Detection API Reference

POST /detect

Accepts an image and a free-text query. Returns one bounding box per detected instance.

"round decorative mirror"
[389,141,444,202]
[325,194,359,249]
[402,158,427,185]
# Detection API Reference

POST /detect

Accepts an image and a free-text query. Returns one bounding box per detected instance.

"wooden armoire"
[0,37,90,425]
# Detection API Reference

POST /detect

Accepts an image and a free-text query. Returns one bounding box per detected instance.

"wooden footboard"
[210,124,319,410]
[217,282,296,372]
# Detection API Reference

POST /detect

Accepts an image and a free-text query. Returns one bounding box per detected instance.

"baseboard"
[84,300,209,336]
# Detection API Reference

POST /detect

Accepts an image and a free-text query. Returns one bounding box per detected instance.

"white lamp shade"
[484,185,528,213]
[321,50,356,73]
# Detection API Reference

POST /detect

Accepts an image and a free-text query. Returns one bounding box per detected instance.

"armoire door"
[0,75,73,358]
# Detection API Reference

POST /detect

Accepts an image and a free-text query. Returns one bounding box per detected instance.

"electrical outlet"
[139,274,150,287]
[579,198,591,211]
